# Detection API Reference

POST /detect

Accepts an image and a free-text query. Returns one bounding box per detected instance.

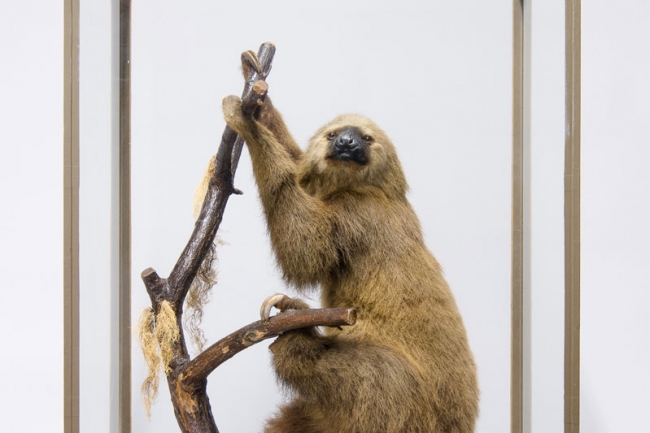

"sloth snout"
[328,126,369,165]
[335,133,360,151]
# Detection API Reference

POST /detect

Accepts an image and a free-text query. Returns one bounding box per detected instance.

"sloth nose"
[335,134,359,150]
[329,128,369,164]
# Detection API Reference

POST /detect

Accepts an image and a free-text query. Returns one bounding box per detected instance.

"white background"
[0,1,648,432]
[581,1,650,431]
[0,1,64,431]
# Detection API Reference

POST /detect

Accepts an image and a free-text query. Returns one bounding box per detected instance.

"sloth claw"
[260,293,289,322]
[241,50,262,76]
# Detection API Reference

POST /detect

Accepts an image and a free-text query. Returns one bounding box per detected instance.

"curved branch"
[180,308,357,390]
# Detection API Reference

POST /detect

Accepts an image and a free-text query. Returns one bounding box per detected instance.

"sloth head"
[298,114,408,200]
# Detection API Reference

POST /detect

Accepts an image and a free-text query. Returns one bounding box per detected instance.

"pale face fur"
[299,114,408,200]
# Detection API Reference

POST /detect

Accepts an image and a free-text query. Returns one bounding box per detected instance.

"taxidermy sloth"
[221,84,479,432]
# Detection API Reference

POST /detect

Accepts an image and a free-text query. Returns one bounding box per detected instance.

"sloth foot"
[260,293,308,322]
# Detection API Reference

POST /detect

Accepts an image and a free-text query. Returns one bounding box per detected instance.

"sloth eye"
[362,135,373,143]
[327,131,337,140]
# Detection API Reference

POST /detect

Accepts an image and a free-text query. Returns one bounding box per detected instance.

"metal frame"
[512,1,532,431]
[118,2,133,432]
[63,0,80,432]
[564,0,581,432]
[65,2,580,432]
[64,1,132,432]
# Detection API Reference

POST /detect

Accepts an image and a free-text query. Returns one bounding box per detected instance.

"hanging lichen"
[138,307,159,419]
[193,155,216,218]
[156,300,181,372]
[185,241,219,352]
[137,300,180,419]
[185,155,221,352]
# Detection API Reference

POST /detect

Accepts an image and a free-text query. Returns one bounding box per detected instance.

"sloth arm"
[223,95,338,286]
[254,97,303,161]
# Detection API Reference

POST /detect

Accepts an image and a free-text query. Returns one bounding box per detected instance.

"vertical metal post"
[565,0,581,432]
[119,1,132,432]
[512,1,532,432]
[64,1,80,432]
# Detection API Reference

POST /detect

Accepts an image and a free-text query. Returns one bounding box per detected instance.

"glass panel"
[78,2,119,432]
[582,2,650,431]
[529,2,566,431]
[131,2,512,431]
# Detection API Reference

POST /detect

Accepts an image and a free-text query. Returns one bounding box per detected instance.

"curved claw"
[241,50,262,77]
[260,293,289,322]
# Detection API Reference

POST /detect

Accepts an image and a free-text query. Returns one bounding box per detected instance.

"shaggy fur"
[222,95,479,433]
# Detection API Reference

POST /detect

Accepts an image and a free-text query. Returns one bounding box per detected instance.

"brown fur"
[222,94,479,432]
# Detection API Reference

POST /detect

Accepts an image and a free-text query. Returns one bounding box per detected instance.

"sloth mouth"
[336,151,355,161]
[327,150,369,165]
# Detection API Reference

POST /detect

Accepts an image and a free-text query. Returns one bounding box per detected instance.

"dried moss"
[137,301,181,419]
[137,307,160,420]
[186,156,220,352]
[156,300,180,372]
[193,155,216,218]
[185,242,219,352]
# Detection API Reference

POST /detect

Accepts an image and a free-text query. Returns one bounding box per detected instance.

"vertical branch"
[166,44,276,303]
[140,43,276,433]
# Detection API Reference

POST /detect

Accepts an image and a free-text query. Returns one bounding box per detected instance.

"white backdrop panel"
[582,2,650,432]
[0,1,64,430]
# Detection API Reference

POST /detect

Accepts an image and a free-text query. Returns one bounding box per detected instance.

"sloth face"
[299,114,408,199]
[325,126,372,166]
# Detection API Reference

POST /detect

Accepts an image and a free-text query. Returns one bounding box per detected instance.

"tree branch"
[166,45,275,302]
[139,43,277,433]
[181,308,357,389]
[138,43,358,433]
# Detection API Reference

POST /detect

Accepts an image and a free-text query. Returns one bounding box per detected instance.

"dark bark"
[162,45,275,306]
[181,308,357,390]
[140,43,356,433]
